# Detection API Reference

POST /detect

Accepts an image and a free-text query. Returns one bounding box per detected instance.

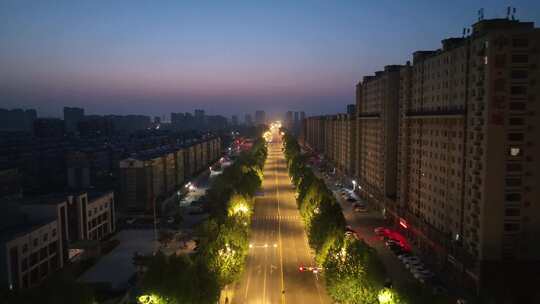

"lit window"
[510,146,522,157]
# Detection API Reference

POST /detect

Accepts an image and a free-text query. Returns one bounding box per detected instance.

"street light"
[352,180,357,191]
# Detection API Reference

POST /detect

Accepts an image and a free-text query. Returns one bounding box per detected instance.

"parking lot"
[311,163,452,299]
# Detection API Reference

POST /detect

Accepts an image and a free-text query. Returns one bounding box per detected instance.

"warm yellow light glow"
[377,288,395,304]
[233,204,249,214]
[138,294,164,304]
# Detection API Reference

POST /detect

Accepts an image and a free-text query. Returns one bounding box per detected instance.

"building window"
[511,70,528,79]
[509,102,526,111]
[504,223,520,232]
[505,178,522,187]
[512,38,528,48]
[52,229,56,237]
[505,208,520,217]
[510,86,527,95]
[506,163,522,172]
[505,193,521,202]
[509,117,524,126]
[22,244,28,253]
[33,238,38,246]
[509,147,521,157]
[511,54,528,63]
[508,133,524,141]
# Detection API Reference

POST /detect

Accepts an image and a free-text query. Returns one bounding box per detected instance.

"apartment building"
[118,137,221,212]
[356,65,401,205]
[2,217,64,290]
[174,148,185,189]
[67,192,115,242]
[304,116,326,152]
[393,18,540,295]
[1,196,69,290]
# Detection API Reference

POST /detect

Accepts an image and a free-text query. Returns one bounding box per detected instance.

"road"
[230,137,331,304]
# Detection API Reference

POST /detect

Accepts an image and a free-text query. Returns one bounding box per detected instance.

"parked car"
[397,253,412,261]
[374,227,390,236]
[402,256,421,266]
[385,239,400,247]
[389,244,409,255]
[405,260,423,270]
[354,205,368,213]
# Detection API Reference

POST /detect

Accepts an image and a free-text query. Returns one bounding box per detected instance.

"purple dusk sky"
[1,0,539,119]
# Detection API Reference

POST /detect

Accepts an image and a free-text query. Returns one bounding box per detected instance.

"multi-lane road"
[230,136,331,304]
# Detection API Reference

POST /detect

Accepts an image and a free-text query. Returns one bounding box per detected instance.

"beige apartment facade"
[356,65,401,206]
[392,19,540,296]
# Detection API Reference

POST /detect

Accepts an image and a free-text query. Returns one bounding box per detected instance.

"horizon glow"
[1,0,539,118]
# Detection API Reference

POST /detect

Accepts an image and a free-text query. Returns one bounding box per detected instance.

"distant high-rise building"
[244,114,253,126]
[231,115,238,126]
[33,118,65,138]
[63,107,84,134]
[0,108,37,132]
[346,104,356,115]
[255,110,266,125]
[285,111,293,130]
[300,111,306,122]
[77,116,114,137]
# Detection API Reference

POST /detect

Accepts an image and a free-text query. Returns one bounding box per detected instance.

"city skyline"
[2,1,540,118]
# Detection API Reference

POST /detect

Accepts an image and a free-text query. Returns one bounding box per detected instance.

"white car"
[397,253,412,261]
[406,260,423,270]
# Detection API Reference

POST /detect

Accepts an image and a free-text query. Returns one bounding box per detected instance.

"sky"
[1,1,539,120]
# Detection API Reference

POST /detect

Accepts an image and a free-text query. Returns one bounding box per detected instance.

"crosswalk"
[252,215,300,222]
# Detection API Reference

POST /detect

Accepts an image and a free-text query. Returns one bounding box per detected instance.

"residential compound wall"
[118,137,221,212]
[302,18,540,295]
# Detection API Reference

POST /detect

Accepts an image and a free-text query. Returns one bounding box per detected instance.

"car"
[346,197,357,203]
[166,217,175,224]
[389,244,409,255]
[413,269,434,279]
[385,239,400,247]
[410,264,429,274]
[397,253,412,261]
[374,227,389,236]
[405,260,423,270]
[354,205,368,213]
[125,218,137,225]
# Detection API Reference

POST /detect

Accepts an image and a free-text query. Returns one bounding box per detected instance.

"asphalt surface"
[230,138,331,304]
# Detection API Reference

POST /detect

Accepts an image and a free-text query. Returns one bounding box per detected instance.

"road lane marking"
[275,144,286,304]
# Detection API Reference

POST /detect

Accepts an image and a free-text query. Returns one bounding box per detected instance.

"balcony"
[406,107,465,119]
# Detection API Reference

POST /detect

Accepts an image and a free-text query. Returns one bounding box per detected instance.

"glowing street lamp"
[352,180,357,191]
